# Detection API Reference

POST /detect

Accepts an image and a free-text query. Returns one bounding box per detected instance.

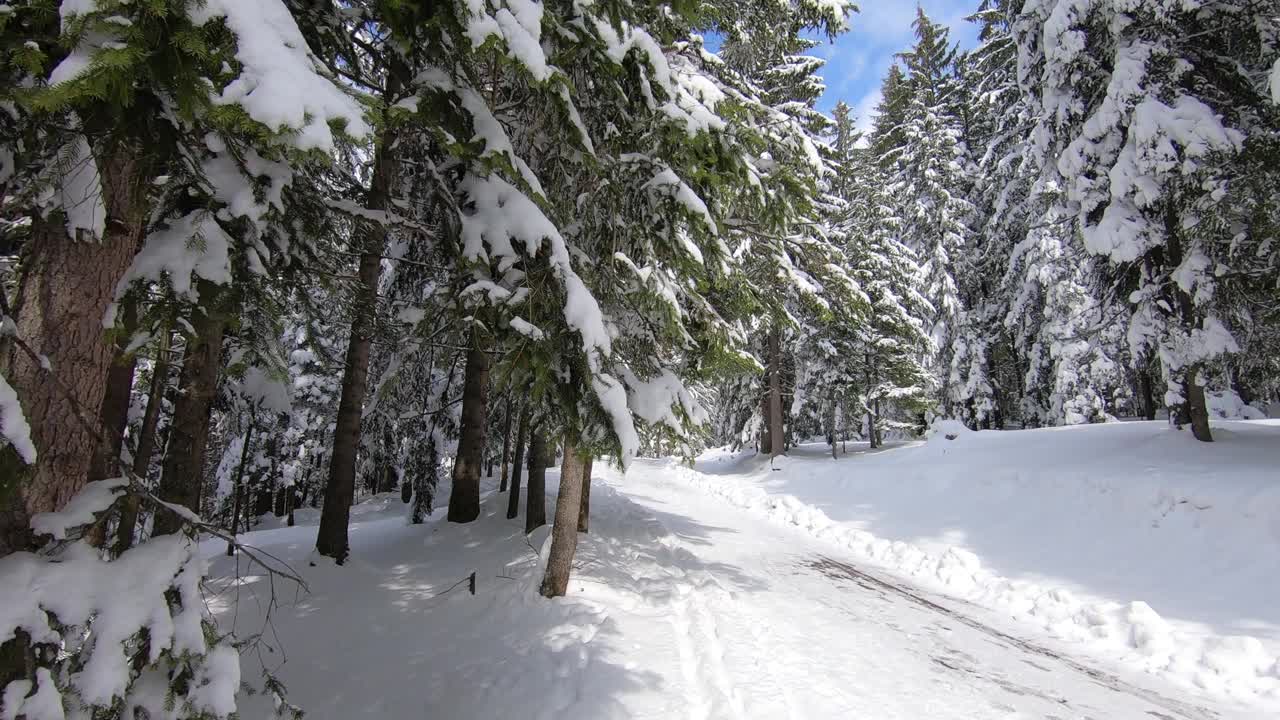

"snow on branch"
[191,0,370,151]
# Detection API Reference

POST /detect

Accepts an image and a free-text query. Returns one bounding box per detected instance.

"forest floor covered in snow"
[204,420,1280,719]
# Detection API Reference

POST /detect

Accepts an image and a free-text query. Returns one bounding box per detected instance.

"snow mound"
[1206,390,1265,420]
[926,418,972,442]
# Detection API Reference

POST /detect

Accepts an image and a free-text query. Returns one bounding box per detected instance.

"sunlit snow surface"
[205,420,1279,718]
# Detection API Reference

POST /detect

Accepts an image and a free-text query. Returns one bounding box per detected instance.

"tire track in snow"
[808,556,1221,720]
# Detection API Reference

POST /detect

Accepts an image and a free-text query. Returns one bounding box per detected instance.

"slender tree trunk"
[0,143,150,557]
[499,397,513,492]
[86,314,137,549]
[768,327,784,459]
[873,399,883,447]
[153,292,226,536]
[1139,367,1156,420]
[1186,365,1213,442]
[315,119,400,563]
[507,405,529,520]
[1163,202,1212,442]
[826,389,837,460]
[114,330,170,555]
[448,336,490,523]
[226,418,255,556]
[89,302,138,487]
[524,427,547,534]
[410,434,440,524]
[540,437,585,598]
[577,455,593,533]
[759,386,772,455]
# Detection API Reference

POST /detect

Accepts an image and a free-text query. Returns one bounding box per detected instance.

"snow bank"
[675,421,1280,708]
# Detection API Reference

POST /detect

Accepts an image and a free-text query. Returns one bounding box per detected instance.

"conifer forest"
[1,0,1279,718]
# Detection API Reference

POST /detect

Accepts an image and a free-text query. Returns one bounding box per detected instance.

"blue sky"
[808,1,980,132]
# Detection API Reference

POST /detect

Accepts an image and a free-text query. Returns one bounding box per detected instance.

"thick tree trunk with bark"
[499,397,513,492]
[577,455,593,533]
[0,143,150,557]
[448,337,489,523]
[153,294,226,536]
[507,405,529,520]
[315,123,400,563]
[768,327,784,459]
[114,331,170,554]
[540,438,585,598]
[524,427,547,534]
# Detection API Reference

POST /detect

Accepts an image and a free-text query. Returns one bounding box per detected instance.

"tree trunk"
[759,387,772,455]
[0,142,150,557]
[540,437,585,598]
[153,292,226,536]
[315,120,399,563]
[89,302,138,487]
[826,390,837,460]
[768,327,784,459]
[506,405,529,520]
[448,336,490,523]
[114,330,170,555]
[86,317,137,549]
[410,433,440,524]
[577,455,593,533]
[1139,367,1156,420]
[873,399,883,447]
[1186,365,1213,442]
[499,397,513,492]
[524,426,547,534]
[226,419,255,555]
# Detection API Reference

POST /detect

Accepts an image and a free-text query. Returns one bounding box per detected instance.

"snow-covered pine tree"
[711,0,860,458]
[0,0,366,714]
[1015,0,1279,441]
[889,9,974,420]
[841,127,933,444]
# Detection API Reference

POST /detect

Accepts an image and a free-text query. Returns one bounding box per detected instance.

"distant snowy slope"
[679,420,1280,707]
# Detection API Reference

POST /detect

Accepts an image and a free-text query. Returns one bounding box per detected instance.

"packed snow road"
[614,461,1244,720]
[208,450,1262,719]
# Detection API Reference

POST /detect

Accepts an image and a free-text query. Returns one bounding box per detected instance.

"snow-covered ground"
[205,420,1278,718]
[686,419,1280,709]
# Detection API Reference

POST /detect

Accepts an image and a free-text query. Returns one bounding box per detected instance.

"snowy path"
[613,461,1251,720]
[207,458,1263,719]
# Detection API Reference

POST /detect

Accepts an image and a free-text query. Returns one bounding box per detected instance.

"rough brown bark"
[540,437,585,598]
[0,142,150,557]
[153,293,225,536]
[315,120,400,563]
[114,330,170,555]
[447,337,489,523]
[768,327,784,459]
[499,397,513,492]
[1186,366,1213,442]
[524,426,547,534]
[506,405,529,520]
[577,455,592,533]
